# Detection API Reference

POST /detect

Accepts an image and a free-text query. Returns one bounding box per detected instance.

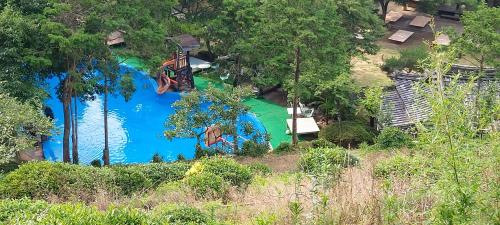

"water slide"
[156,58,178,94]
[156,72,177,94]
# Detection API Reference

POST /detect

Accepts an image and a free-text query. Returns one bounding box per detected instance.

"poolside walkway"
[119,57,290,148]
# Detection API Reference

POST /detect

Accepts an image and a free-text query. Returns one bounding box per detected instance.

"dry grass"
[86,151,401,224]
[351,47,397,87]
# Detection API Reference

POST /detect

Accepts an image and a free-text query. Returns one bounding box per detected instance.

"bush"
[376,127,413,149]
[299,147,359,176]
[109,166,152,195]
[248,163,272,176]
[382,45,428,73]
[200,157,253,188]
[239,140,269,157]
[374,153,437,179]
[185,172,229,199]
[155,206,209,224]
[0,199,217,225]
[0,161,105,201]
[311,139,336,148]
[381,56,401,73]
[0,161,191,201]
[130,162,191,187]
[274,142,294,154]
[151,153,164,163]
[318,121,375,147]
[90,159,102,167]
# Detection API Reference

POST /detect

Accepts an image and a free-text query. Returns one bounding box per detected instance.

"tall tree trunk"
[72,95,79,164]
[379,0,390,21]
[292,47,301,146]
[103,75,110,165]
[233,55,241,87]
[62,78,72,163]
[232,118,239,153]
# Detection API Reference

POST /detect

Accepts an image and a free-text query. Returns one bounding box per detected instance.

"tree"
[0,94,53,164]
[205,84,253,153]
[207,0,260,86]
[164,90,215,156]
[0,6,51,102]
[165,84,254,155]
[252,0,352,145]
[457,3,500,71]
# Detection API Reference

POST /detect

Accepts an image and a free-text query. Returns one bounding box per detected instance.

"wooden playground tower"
[157,34,200,93]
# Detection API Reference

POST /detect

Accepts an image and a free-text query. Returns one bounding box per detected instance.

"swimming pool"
[43,64,267,164]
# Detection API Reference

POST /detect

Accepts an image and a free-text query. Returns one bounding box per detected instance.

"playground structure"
[156,34,199,93]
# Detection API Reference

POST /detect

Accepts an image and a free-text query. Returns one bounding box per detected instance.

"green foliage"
[184,157,253,199]
[185,172,228,199]
[0,94,53,164]
[0,161,190,201]
[310,139,336,148]
[318,121,375,147]
[166,85,256,154]
[200,157,253,188]
[155,206,209,225]
[299,147,359,177]
[374,153,437,179]
[90,159,102,167]
[248,163,272,176]
[109,166,151,195]
[457,3,500,69]
[239,140,269,157]
[376,127,414,149]
[382,45,429,73]
[151,153,164,163]
[0,199,218,225]
[274,142,294,154]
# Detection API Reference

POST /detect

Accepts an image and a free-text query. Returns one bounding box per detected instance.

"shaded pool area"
[43,64,266,164]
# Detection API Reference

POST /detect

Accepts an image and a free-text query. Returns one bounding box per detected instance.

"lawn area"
[351,47,396,87]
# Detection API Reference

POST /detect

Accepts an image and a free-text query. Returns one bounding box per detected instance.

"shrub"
[151,153,164,163]
[109,166,152,195]
[299,147,359,176]
[0,161,105,200]
[0,199,221,225]
[382,45,428,73]
[376,127,413,149]
[0,161,191,201]
[239,140,269,157]
[374,153,437,179]
[248,163,272,176]
[318,121,375,147]
[185,172,228,199]
[381,56,401,73]
[156,206,209,224]
[200,157,253,188]
[274,142,293,154]
[90,159,102,167]
[311,139,336,148]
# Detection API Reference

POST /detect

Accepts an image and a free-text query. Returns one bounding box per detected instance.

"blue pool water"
[43,64,266,164]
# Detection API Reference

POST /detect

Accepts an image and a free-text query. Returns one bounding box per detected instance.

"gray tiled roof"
[381,65,498,127]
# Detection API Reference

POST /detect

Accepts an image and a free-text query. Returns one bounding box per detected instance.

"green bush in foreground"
[186,172,228,199]
[184,157,253,200]
[376,127,414,149]
[0,161,191,201]
[0,199,218,225]
[299,147,359,176]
